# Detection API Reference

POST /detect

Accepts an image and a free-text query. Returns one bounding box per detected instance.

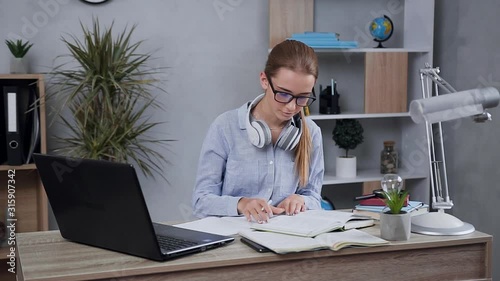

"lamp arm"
[420,66,457,94]
[419,65,454,211]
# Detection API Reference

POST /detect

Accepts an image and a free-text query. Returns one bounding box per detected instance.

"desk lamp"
[408,64,500,235]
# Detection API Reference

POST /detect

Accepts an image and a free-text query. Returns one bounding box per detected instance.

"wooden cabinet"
[269,0,435,208]
[0,74,48,271]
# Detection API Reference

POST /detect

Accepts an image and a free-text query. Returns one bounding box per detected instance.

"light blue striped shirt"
[192,100,324,218]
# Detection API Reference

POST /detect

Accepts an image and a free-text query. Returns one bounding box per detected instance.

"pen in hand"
[257,199,273,223]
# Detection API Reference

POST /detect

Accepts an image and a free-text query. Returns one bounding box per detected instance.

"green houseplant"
[379,174,411,241]
[6,39,33,73]
[6,39,33,58]
[332,119,364,177]
[48,19,170,179]
[381,174,408,214]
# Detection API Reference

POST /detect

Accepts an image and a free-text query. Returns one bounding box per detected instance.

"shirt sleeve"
[297,120,324,210]
[192,117,241,218]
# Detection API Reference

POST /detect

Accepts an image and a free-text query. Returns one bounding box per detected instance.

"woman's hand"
[237,198,284,223]
[277,194,306,216]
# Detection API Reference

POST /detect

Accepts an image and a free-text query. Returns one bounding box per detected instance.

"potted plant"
[379,174,411,241]
[5,39,33,74]
[48,19,171,180]
[332,119,364,178]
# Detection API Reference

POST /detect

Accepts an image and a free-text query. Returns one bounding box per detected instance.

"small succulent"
[381,174,408,214]
[5,39,33,58]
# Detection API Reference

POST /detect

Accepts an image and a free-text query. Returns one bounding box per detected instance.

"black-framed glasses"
[267,75,316,107]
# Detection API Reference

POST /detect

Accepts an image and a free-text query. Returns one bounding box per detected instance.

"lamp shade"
[409,87,500,124]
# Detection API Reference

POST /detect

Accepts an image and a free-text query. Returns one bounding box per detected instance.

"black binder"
[3,86,24,165]
[2,84,39,165]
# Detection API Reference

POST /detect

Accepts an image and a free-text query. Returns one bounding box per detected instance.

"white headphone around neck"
[245,94,302,150]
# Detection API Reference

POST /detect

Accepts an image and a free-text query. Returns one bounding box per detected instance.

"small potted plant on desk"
[379,174,411,241]
[332,119,364,178]
[5,39,33,74]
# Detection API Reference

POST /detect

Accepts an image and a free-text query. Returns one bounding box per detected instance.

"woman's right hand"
[237,197,284,223]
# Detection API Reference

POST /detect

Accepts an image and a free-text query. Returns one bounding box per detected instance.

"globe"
[369,15,394,48]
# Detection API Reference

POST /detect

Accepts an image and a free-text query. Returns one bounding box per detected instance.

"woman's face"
[260,68,316,122]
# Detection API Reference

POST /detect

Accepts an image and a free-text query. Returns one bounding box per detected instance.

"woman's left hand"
[277,194,306,216]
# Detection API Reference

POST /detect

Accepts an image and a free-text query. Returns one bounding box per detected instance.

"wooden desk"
[17,226,492,281]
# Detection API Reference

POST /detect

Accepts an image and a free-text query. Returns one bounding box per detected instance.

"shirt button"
[269,161,273,165]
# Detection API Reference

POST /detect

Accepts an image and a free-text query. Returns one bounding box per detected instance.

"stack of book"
[238,210,387,254]
[353,199,429,220]
[176,210,389,254]
[288,32,358,49]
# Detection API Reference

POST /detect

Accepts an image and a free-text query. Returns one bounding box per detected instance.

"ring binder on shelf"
[2,83,40,166]
[3,86,24,165]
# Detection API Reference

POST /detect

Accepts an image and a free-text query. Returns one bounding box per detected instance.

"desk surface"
[17,225,492,281]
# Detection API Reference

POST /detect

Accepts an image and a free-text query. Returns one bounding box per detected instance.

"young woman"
[192,40,324,223]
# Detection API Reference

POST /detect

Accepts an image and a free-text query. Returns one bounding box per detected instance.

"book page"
[250,210,368,237]
[251,215,342,237]
[314,229,389,251]
[343,219,375,230]
[175,216,251,236]
[239,230,327,254]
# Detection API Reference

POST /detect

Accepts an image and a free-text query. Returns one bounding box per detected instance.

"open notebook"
[176,210,374,237]
[249,210,374,237]
[238,229,389,254]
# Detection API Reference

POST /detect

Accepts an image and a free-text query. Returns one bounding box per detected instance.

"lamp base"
[411,211,475,236]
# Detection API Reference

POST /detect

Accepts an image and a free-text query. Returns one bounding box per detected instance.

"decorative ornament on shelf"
[5,39,33,74]
[380,140,398,174]
[379,174,411,241]
[332,119,364,178]
[369,15,394,48]
[319,78,341,115]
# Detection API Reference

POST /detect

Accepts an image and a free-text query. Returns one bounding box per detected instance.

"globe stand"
[374,39,387,48]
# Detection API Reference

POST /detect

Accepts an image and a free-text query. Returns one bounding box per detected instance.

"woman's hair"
[264,40,318,187]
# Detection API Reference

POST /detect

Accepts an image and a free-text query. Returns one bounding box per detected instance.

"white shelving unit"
[323,168,427,185]
[308,112,410,120]
[269,0,435,207]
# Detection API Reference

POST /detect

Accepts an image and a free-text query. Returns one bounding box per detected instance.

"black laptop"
[33,153,234,261]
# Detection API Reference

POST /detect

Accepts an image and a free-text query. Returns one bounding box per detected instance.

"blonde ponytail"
[295,110,312,187]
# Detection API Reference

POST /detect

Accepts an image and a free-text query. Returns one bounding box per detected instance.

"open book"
[239,229,389,254]
[175,210,374,237]
[249,210,374,237]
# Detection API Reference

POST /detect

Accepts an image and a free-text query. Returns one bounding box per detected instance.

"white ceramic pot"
[380,211,411,241]
[10,57,28,74]
[336,156,356,178]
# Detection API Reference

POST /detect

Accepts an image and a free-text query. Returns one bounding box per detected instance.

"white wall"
[0,0,269,223]
[435,1,500,279]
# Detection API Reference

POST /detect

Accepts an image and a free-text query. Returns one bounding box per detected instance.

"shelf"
[0,164,37,171]
[307,112,410,120]
[0,73,44,80]
[313,48,431,53]
[268,48,431,53]
[323,169,427,185]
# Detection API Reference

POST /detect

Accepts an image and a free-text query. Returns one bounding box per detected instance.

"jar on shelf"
[380,141,398,174]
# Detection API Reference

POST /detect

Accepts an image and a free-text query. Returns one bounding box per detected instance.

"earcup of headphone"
[276,114,302,151]
[252,120,271,147]
[277,126,300,151]
[246,120,261,147]
[246,94,269,148]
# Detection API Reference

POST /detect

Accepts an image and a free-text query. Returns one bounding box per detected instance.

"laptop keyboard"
[156,235,198,252]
